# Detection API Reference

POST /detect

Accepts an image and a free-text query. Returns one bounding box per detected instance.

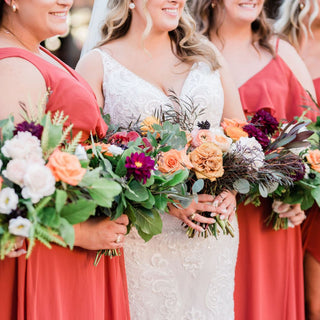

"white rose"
[231,137,265,170]
[75,144,88,161]
[1,131,43,160]
[108,145,124,156]
[22,163,55,203]
[0,187,19,214]
[8,216,32,237]
[3,159,28,187]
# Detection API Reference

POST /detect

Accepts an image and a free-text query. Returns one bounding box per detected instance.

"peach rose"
[189,142,224,181]
[307,150,320,173]
[140,116,160,136]
[224,126,248,141]
[47,149,86,186]
[191,129,214,147]
[221,118,247,129]
[158,149,184,173]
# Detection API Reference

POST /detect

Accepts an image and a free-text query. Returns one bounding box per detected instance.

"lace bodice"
[96,48,224,128]
[97,48,238,320]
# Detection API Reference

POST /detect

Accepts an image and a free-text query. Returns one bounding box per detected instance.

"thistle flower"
[250,109,279,135]
[125,152,155,184]
[14,121,43,140]
[243,124,270,148]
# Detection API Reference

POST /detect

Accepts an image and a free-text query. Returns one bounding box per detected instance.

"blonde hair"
[98,0,220,70]
[274,0,319,49]
[191,0,275,56]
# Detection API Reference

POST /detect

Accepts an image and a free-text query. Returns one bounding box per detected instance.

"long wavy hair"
[190,0,275,56]
[98,0,220,70]
[274,0,319,49]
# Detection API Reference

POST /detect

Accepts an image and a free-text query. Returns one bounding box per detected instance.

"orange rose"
[221,118,247,129]
[224,126,248,141]
[189,142,224,181]
[307,150,320,173]
[140,116,160,136]
[158,149,185,173]
[47,149,86,186]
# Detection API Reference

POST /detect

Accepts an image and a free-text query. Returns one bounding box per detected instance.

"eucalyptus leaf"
[55,189,68,213]
[192,179,204,194]
[134,207,162,239]
[258,184,268,198]
[233,179,250,194]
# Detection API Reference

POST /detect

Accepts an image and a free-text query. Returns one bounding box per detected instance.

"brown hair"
[98,0,220,70]
[190,0,275,56]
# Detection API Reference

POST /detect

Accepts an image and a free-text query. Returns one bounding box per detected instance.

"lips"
[239,3,257,8]
[49,11,68,17]
[162,7,179,16]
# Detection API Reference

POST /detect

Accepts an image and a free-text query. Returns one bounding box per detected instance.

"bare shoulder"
[0,58,46,120]
[76,49,103,73]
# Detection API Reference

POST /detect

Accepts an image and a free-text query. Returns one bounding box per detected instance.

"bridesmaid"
[0,0,130,319]
[275,1,320,318]
[191,1,316,319]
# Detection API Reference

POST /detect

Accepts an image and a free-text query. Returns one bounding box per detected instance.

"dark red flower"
[140,137,153,153]
[125,152,155,184]
[14,121,43,140]
[243,124,270,148]
[250,109,279,135]
[108,131,140,146]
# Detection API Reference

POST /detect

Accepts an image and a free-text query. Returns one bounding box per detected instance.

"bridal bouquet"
[155,94,312,236]
[0,101,121,259]
[86,114,192,263]
[242,110,314,230]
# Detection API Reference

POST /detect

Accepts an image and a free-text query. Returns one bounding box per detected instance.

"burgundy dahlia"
[125,152,155,184]
[250,109,279,135]
[109,131,140,146]
[243,124,270,148]
[14,121,43,140]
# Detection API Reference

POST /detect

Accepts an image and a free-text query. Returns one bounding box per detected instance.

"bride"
[77,0,245,318]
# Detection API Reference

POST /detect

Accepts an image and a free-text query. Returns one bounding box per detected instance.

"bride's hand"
[168,194,216,232]
[74,215,129,250]
[5,236,26,258]
[212,190,237,222]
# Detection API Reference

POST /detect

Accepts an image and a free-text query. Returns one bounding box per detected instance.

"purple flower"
[243,124,270,148]
[250,109,279,135]
[125,152,155,184]
[14,121,43,140]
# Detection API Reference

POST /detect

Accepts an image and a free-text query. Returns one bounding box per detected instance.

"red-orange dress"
[302,78,320,263]
[234,52,315,320]
[0,47,130,320]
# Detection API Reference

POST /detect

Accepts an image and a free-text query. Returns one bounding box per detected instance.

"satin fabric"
[0,47,130,320]
[234,53,312,320]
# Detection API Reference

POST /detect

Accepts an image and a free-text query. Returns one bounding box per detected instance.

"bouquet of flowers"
[0,100,121,259]
[86,114,193,263]
[242,110,314,230]
[155,94,312,236]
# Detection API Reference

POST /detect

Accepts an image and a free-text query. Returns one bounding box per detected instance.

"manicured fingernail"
[213,202,218,207]
[220,215,226,220]
[210,212,216,217]
[199,227,205,232]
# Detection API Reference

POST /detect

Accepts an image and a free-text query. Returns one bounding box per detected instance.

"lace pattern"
[97,48,239,320]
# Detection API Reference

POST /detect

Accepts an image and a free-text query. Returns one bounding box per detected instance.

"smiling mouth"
[162,8,178,15]
[239,3,257,8]
[49,12,68,17]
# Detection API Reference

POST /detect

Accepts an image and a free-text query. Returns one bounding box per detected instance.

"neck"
[1,18,41,54]
[210,22,253,52]
[126,18,172,54]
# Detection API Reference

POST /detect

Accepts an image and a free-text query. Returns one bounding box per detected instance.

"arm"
[0,58,47,121]
[76,50,105,110]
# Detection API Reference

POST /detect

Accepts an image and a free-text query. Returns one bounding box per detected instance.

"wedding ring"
[116,235,121,244]
[190,213,196,220]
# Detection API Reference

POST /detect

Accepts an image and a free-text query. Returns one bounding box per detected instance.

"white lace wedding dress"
[96,48,239,320]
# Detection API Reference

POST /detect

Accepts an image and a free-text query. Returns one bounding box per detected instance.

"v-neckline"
[98,48,196,99]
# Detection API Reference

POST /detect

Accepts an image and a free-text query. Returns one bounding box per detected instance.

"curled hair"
[98,0,220,70]
[274,0,319,49]
[190,0,274,56]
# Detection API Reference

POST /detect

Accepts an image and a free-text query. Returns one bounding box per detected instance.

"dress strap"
[275,38,280,55]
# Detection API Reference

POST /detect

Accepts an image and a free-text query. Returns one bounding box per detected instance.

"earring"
[211,2,216,8]
[299,1,305,10]
[12,4,17,12]
[129,2,135,9]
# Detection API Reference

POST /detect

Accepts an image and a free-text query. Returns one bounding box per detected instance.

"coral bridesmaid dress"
[302,78,320,264]
[0,48,130,320]
[234,43,315,320]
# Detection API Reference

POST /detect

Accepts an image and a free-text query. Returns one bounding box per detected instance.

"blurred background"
[48,0,283,68]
